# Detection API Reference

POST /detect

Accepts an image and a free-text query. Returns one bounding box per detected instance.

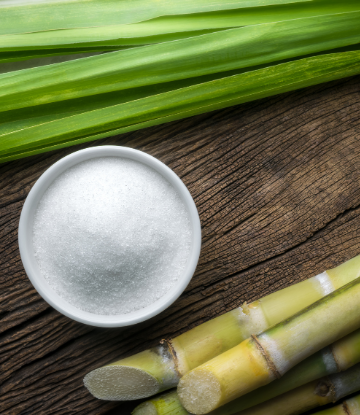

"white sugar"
[32,157,193,315]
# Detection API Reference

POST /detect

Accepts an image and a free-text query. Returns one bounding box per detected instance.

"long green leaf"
[2,0,360,51]
[0,48,122,64]
[2,44,358,134]
[0,0,309,36]
[0,28,222,51]
[1,11,359,113]
[0,45,355,136]
[1,51,359,163]
[1,58,306,136]
[0,52,105,74]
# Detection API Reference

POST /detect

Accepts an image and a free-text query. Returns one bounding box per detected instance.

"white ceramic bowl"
[18,146,201,327]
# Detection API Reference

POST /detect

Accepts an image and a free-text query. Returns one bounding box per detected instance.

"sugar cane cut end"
[177,369,221,414]
[83,366,160,401]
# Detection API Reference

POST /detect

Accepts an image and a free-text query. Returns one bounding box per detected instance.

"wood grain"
[0,75,359,415]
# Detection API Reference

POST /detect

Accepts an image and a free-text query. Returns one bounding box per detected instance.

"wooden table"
[1,76,359,415]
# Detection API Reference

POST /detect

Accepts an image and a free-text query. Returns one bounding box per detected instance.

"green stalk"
[316,394,360,415]
[84,255,360,401]
[1,12,360,113]
[133,329,360,415]
[133,391,187,415]
[177,275,360,414]
[235,364,360,415]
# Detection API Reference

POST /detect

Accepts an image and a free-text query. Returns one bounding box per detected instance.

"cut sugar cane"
[134,364,360,415]
[84,255,360,400]
[315,394,360,415]
[212,330,360,415]
[233,363,360,415]
[177,277,360,414]
[133,328,360,415]
[85,345,179,400]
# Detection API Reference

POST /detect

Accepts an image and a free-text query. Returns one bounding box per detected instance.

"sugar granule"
[32,157,193,315]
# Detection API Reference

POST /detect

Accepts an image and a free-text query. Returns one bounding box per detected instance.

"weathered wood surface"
[1,76,360,415]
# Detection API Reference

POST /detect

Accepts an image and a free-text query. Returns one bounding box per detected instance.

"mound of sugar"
[33,157,193,315]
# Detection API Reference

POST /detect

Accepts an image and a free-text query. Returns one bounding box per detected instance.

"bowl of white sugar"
[18,146,201,327]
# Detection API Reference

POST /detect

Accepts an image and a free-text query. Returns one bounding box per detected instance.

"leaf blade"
[1,11,360,113]
[1,51,359,162]
[0,0,310,35]
[2,0,360,51]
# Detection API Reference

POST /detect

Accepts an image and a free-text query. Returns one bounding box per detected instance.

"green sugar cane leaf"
[2,44,358,136]
[0,52,107,74]
[0,28,224,51]
[0,0,310,36]
[0,66,261,135]
[1,51,359,163]
[0,47,125,64]
[0,81,198,135]
[1,11,360,113]
[2,0,360,51]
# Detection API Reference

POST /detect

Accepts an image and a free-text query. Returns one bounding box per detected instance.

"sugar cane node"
[232,363,360,415]
[329,346,341,372]
[85,255,360,401]
[177,337,278,414]
[315,377,336,401]
[343,402,352,415]
[162,338,182,378]
[133,326,360,415]
[251,334,281,379]
[177,276,360,414]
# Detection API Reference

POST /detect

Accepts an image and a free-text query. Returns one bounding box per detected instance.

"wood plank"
[0,75,359,414]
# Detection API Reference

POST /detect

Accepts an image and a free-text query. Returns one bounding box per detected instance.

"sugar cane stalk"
[315,394,360,415]
[236,363,360,415]
[133,328,360,415]
[177,275,360,414]
[84,255,360,400]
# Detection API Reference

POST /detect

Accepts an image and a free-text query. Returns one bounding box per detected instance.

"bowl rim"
[18,145,201,327]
